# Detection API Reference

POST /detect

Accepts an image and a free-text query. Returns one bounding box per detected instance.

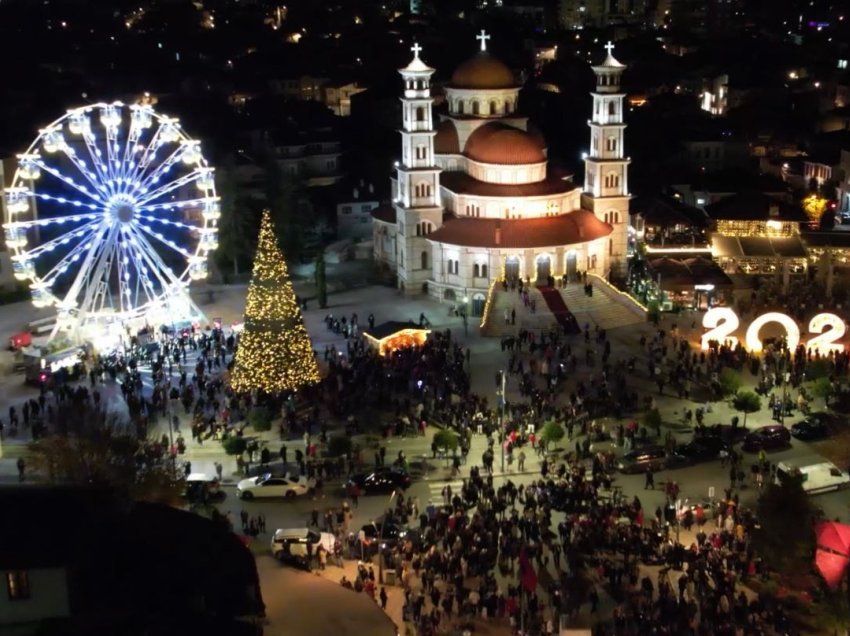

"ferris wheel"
[2,101,219,344]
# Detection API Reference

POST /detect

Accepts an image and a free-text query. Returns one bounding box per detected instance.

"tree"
[718,368,742,397]
[751,470,817,576]
[811,376,834,407]
[433,429,459,456]
[539,421,565,450]
[222,436,248,456]
[732,391,762,428]
[230,211,321,394]
[803,193,828,225]
[806,358,832,381]
[215,154,252,278]
[642,408,663,435]
[315,251,328,309]
[247,407,272,432]
[27,431,184,506]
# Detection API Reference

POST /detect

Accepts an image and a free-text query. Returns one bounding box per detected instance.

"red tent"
[815,521,850,589]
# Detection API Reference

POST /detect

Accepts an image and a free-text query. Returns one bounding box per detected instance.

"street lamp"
[377,491,397,584]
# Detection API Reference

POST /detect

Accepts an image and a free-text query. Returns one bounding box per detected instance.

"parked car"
[237,473,309,500]
[271,528,336,567]
[741,425,791,452]
[347,467,411,494]
[776,460,850,494]
[790,413,843,441]
[667,437,730,467]
[617,445,667,474]
[183,473,226,503]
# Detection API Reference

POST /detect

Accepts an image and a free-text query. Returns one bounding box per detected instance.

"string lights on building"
[230,210,320,394]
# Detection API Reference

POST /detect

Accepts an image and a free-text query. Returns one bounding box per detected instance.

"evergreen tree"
[230,211,320,394]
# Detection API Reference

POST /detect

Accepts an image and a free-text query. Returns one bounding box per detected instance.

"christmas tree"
[230,210,320,394]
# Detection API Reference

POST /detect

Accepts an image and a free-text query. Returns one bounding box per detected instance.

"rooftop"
[440,171,576,198]
[427,210,611,249]
[705,191,807,223]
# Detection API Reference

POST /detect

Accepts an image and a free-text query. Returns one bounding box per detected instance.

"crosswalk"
[423,479,465,505]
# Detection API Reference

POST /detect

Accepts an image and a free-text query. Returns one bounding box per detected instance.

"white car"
[271,528,336,566]
[237,473,308,500]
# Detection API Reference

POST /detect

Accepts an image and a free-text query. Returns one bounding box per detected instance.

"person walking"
[517,449,526,472]
[16,457,25,482]
[644,466,655,490]
[379,587,388,610]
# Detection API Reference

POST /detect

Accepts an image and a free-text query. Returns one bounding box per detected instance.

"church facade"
[372,35,631,314]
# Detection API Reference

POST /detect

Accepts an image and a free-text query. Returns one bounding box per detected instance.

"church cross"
[604,41,615,56]
[476,29,491,52]
[411,42,422,58]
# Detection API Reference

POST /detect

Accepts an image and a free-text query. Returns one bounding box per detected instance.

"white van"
[270,528,336,567]
[775,460,850,495]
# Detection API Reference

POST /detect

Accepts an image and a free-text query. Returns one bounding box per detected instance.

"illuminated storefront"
[363,321,431,357]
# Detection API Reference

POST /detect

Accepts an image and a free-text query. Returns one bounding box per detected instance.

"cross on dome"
[411,42,423,58]
[476,29,491,52]
[604,41,615,56]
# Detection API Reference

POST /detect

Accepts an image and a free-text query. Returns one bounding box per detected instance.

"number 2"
[701,307,739,350]
[807,313,846,354]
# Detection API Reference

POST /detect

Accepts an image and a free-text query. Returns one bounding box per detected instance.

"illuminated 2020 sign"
[701,308,846,354]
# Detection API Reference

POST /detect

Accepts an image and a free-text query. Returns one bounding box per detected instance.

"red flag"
[519,547,537,593]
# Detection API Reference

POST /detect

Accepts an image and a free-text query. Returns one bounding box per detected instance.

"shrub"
[222,436,248,456]
[539,421,565,448]
[248,408,272,432]
[327,435,353,457]
[718,368,742,397]
[433,429,459,453]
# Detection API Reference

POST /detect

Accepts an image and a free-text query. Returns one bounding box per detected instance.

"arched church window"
[473,263,480,278]
[416,107,425,122]
[490,101,497,115]
[505,100,512,114]
[421,251,429,270]
[481,264,488,278]
[608,102,616,117]
[473,101,480,115]
[457,101,464,114]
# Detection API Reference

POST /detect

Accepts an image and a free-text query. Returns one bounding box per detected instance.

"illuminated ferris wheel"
[2,101,219,343]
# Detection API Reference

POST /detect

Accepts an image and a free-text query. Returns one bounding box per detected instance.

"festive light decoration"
[230,211,320,393]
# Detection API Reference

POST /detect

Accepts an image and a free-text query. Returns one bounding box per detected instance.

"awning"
[711,234,808,259]
[711,235,744,258]
[363,321,430,356]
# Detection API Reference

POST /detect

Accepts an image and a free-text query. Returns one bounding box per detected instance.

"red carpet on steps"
[537,286,580,334]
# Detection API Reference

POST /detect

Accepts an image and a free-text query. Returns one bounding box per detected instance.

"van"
[775,460,850,495]
[183,473,225,503]
[270,528,336,568]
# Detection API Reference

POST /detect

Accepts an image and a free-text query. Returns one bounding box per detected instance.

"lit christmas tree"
[230,210,320,393]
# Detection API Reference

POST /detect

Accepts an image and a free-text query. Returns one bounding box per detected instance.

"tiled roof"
[449,53,517,89]
[434,120,460,154]
[427,210,611,248]
[705,191,807,223]
[370,204,396,224]
[464,122,545,165]
[440,171,576,197]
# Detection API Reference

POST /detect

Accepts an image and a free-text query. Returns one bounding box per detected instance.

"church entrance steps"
[558,280,646,331]
[479,285,559,337]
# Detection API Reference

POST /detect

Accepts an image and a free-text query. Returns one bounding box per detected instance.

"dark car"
[347,467,411,494]
[741,425,792,452]
[668,437,730,467]
[360,521,419,548]
[617,445,667,474]
[790,413,843,441]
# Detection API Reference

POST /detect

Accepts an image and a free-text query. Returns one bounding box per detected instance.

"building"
[838,149,850,214]
[336,181,380,241]
[266,129,342,187]
[372,37,631,312]
[706,191,809,274]
[560,0,649,29]
[322,81,368,117]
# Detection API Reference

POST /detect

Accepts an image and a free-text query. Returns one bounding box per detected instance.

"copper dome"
[449,53,517,90]
[434,120,460,154]
[464,122,546,165]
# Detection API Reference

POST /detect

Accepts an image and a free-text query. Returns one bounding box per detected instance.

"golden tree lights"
[230,210,320,393]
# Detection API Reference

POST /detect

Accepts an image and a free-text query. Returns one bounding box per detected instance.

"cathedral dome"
[464,123,545,165]
[449,53,517,90]
[434,120,460,154]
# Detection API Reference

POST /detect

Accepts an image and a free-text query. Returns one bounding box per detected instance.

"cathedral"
[372,34,631,316]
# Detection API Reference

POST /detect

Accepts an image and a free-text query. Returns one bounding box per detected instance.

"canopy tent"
[815,521,850,589]
[363,321,430,357]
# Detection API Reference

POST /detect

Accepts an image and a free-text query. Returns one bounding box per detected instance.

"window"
[421,251,429,269]
[505,100,512,114]
[609,238,613,256]
[416,107,425,122]
[360,205,372,213]
[342,206,352,215]
[457,101,464,114]
[606,137,617,152]
[473,264,480,278]
[7,571,30,601]
[473,101,480,115]
[490,101,497,115]
[481,264,488,278]
[416,145,427,160]
[608,102,615,116]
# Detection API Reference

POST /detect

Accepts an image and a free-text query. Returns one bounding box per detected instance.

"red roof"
[440,171,577,197]
[370,204,396,224]
[427,210,612,248]
[434,120,460,154]
[464,122,545,165]
[449,53,517,90]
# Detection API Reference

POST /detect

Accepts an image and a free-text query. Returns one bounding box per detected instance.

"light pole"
[498,369,506,472]
[377,490,397,584]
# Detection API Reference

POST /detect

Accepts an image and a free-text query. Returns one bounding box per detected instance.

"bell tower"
[394,42,442,294]
[582,42,631,279]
